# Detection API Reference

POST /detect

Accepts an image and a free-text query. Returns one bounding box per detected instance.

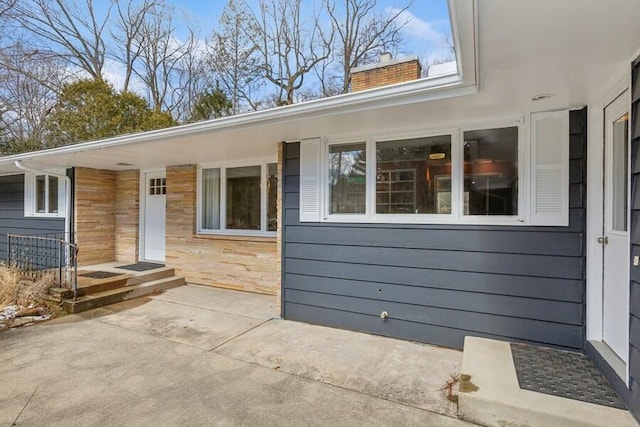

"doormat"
[79,271,122,279]
[510,343,626,409]
[116,262,164,272]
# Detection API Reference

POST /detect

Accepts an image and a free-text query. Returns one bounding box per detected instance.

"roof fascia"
[0,0,477,168]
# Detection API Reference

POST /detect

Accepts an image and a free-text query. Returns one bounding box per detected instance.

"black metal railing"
[7,233,79,297]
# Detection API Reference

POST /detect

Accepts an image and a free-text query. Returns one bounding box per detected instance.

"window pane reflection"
[463,127,518,216]
[226,166,261,230]
[267,163,278,231]
[376,135,452,214]
[48,176,58,213]
[329,143,366,214]
[36,175,46,213]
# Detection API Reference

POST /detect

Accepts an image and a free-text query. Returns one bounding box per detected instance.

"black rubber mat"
[79,271,121,279]
[116,262,164,272]
[510,343,626,409]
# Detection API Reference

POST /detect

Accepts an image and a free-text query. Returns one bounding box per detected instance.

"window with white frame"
[199,162,278,235]
[24,172,66,217]
[300,111,569,226]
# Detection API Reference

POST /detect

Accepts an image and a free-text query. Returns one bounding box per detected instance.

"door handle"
[597,236,609,245]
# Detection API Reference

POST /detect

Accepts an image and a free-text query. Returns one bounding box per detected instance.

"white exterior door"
[143,171,166,262]
[602,91,630,364]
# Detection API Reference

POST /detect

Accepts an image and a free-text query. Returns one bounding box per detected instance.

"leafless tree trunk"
[133,3,184,112]
[10,0,113,80]
[0,45,69,153]
[247,0,331,105]
[111,0,162,93]
[209,0,263,113]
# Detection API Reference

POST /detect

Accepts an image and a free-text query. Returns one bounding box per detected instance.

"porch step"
[75,267,176,296]
[457,337,636,427]
[62,276,185,314]
[47,287,74,303]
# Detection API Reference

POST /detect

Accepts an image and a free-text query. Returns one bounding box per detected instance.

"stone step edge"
[457,336,636,427]
[62,276,186,313]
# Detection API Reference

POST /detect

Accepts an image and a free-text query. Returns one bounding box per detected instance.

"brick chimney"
[350,53,422,92]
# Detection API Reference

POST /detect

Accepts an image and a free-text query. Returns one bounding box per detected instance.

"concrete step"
[457,336,637,427]
[75,267,176,296]
[76,275,131,296]
[43,288,73,304]
[125,267,175,286]
[62,276,186,314]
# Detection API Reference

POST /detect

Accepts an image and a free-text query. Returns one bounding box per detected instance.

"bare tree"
[325,0,411,93]
[247,0,331,106]
[133,3,185,112]
[0,0,16,21]
[209,0,263,113]
[111,0,162,92]
[171,30,213,122]
[0,45,69,153]
[10,0,113,80]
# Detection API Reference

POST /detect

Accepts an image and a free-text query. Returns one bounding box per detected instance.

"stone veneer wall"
[74,167,116,266]
[115,170,139,263]
[166,165,280,296]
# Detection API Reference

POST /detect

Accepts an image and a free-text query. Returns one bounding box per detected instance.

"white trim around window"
[24,171,66,218]
[301,111,572,226]
[315,119,529,226]
[196,159,278,237]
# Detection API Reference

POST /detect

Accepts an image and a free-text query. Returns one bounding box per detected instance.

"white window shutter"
[299,138,322,222]
[530,110,570,226]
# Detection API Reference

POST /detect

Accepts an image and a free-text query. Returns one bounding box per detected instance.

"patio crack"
[11,386,38,426]
[208,318,272,352]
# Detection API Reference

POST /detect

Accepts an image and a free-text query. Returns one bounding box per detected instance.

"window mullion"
[261,163,267,232]
[367,139,375,219]
[44,174,49,214]
[452,129,462,221]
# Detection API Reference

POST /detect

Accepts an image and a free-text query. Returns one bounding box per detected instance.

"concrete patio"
[0,284,471,426]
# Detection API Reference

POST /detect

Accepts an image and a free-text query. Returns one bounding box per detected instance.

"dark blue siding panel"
[0,174,65,262]
[285,273,582,325]
[624,58,640,422]
[286,226,582,256]
[285,258,583,302]
[286,242,582,279]
[631,281,640,318]
[282,108,587,350]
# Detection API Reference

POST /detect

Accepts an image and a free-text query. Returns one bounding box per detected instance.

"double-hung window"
[300,111,569,226]
[198,162,278,235]
[24,172,66,217]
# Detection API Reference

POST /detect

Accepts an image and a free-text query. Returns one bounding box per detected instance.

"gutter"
[14,160,73,244]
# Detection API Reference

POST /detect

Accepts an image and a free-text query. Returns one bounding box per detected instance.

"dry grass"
[0,263,56,309]
[0,263,21,307]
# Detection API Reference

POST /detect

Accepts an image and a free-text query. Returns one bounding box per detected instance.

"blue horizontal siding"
[628,60,640,422]
[281,108,587,351]
[0,174,65,262]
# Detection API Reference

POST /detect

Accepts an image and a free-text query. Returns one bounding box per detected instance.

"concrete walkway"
[0,285,473,426]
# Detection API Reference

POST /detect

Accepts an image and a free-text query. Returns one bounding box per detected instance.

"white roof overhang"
[1,0,640,175]
[0,0,477,175]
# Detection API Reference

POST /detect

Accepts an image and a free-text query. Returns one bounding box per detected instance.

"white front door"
[602,90,630,364]
[143,171,166,262]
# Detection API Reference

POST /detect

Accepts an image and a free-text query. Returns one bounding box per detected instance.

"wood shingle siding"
[0,174,65,262]
[281,108,587,351]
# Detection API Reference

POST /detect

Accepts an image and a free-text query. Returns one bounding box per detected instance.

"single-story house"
[0,0,639,421]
